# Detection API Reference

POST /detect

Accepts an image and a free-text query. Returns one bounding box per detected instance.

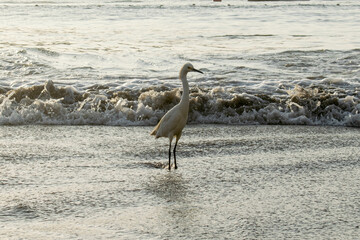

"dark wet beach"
[1,125,359,239]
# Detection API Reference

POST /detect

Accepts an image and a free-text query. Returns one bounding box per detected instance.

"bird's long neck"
[179,70,190,107]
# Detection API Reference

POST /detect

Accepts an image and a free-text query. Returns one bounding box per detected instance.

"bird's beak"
[193,68,203,74]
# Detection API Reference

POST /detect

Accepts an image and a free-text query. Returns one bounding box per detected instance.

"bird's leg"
[173,138,179,169]
[168,140,172,170]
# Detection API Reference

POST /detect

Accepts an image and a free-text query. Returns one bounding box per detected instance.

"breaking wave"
[1,80,360,127]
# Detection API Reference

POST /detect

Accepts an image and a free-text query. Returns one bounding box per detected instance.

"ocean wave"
[1,80,360,127]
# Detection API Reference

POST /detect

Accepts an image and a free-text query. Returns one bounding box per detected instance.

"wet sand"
[1,125,360,239]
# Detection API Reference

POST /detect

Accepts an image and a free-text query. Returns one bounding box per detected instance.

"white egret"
[151,63,203,170]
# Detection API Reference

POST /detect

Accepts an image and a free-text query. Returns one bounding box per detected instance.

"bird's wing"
[150,105,180,138]
[150,107,174,136]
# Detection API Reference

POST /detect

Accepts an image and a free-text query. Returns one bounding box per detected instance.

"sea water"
[1,0,360,239]
[1,0,360,126]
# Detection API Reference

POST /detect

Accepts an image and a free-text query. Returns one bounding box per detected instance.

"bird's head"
[183,63,203,74]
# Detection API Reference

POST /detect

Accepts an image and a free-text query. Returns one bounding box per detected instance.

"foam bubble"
[1,81,360,127]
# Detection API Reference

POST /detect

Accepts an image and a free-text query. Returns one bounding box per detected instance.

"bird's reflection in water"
[145,172,200,235]
[146,172,189,203]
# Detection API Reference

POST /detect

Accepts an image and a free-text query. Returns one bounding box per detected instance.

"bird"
[150,63,203,170]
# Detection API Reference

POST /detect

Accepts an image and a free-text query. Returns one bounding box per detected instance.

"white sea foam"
[1,80,360,127]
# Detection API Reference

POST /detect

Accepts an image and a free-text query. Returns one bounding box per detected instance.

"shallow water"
[1,125,359,239]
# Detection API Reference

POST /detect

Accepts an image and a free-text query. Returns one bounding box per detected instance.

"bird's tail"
[150,122,160,137]
[150,129,157,136]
